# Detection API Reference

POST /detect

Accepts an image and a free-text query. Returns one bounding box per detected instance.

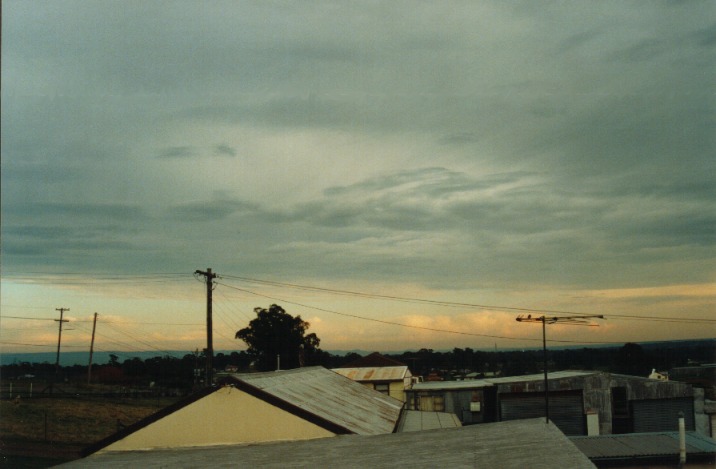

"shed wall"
[100,386,334,452]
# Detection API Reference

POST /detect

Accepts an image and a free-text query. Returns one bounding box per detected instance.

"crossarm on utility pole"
[195,268,217,385]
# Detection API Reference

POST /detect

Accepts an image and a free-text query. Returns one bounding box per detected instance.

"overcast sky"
[1,1,714,357]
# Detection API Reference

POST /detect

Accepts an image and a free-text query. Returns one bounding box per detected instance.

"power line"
[6,271,713,324]
[214,288,254,323]
[0,341,86,349]
[74,321,184,359]
[1,315,202,326]
[1,315,59,321]
[215,281,621,345]
[100,320,203,326]
[2,271,188,279]
[220,275,716,324]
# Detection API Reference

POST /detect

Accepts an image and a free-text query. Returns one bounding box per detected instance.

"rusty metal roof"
[231,366,403,435]
[331,366,410,382]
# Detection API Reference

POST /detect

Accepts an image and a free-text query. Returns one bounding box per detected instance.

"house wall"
[389,381,406,402]
[406,389,487,424]
[407,373,695,435]
[100,386,335,452]
[358,380,406,401]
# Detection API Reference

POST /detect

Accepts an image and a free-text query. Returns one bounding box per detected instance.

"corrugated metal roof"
[411,371,599,391]
[232,366,403,436]
[331,366,410,382]
[412,379,494,390]
[396,410,462,432]
[486,370,598,384]
[61,418,597,469]
[570,432,716,459]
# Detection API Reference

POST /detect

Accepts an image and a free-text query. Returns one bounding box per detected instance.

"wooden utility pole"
[87,312,98,384]
[54,308,70,375]
[195,268,217,385]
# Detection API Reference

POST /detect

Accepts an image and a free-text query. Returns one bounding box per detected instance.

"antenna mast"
[516,314,604,423]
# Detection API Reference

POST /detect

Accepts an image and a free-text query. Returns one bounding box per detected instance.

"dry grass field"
[0,395,180,468]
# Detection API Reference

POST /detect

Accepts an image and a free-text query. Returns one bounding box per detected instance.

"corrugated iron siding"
[632,397,695,433]
[500,391,586,435]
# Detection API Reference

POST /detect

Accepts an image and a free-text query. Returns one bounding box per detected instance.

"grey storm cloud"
[1,0,713,293]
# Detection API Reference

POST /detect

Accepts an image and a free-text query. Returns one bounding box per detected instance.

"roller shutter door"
[632,398,694,433]
[500,391,585,435]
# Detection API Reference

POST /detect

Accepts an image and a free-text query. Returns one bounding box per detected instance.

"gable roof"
[339,351,407,368]
[64,419,596,468]
[230,366,403,435]
[332,365,410,382]
[83,366,403,456]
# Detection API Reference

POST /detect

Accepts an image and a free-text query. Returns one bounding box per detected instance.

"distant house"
[648,368,669,381]
[332,352,416,401]
[63,418,596,469]
[405,370,697,436]
[83,366,459,456]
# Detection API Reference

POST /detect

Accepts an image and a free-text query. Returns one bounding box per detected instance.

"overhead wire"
[4,271,713,355]
[220,275,716,324]
[0,341,86,349]
[214,281,623,345]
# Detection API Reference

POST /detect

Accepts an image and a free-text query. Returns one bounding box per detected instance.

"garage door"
[632,398,694,433]
[500,391,585,435]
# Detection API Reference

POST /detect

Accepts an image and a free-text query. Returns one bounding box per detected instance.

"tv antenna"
[516,314,604,423]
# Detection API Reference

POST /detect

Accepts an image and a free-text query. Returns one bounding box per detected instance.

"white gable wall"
[100,386,335,453]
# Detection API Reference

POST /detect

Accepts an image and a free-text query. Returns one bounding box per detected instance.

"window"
[470,391,482,412]
[374,383,390,395]
[419,394,445,412]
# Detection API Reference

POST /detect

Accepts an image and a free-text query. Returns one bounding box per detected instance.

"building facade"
[405,371,696,436]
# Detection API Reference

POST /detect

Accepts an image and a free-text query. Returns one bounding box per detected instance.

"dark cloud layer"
[1,0,713,297]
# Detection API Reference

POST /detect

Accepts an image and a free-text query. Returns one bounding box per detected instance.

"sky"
[1,1,714,360]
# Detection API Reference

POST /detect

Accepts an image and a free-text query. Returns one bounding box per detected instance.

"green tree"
[615,342,649,376]
[108,354,120,367]
[235,304,321,371]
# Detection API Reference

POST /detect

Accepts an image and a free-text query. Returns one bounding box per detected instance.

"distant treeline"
[2,340,714,390]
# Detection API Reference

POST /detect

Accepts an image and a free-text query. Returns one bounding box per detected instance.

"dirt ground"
[0,396,179,468]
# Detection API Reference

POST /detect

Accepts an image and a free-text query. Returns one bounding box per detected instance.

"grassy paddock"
[0,395,180,467]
